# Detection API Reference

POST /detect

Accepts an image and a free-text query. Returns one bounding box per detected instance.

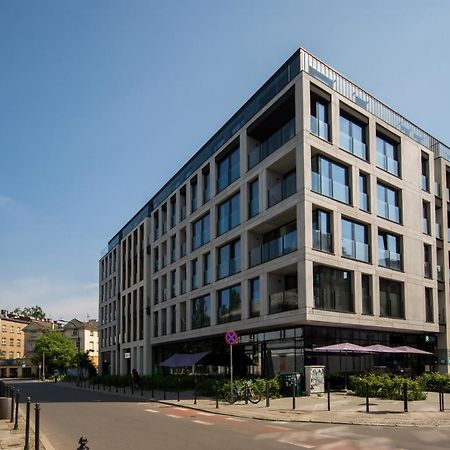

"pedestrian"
[131,369,141,389]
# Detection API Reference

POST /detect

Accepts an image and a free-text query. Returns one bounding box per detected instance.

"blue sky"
[1,0,449,320]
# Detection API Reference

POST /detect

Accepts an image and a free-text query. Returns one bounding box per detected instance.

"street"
[6,380,450,450]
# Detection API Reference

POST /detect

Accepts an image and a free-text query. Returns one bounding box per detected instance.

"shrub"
[418,372,450,393]
[349,374,426,401]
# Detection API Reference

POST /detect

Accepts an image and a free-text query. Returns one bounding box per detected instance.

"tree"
[78,350,97,378]
[32,331,78,376]
[13,305,46,320]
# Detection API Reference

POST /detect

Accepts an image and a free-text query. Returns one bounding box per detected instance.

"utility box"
[0,397,11,420]
[305,365,325,395]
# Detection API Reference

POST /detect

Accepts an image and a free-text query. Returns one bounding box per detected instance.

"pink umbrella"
[365,344,403,353]
[313,343,376,353]
[394,346,432,355]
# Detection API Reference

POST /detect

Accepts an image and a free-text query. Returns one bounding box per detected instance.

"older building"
[62,319,99,368]
[99,47,450,377]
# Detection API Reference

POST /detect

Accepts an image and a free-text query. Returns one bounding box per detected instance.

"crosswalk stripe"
[145,409,159,413]
[197,412,214,416]
[167,414,182,419]
[193,420,213,426]
[225,417,245,422]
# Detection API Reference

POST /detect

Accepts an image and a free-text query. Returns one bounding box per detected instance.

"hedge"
[418,372,450,393]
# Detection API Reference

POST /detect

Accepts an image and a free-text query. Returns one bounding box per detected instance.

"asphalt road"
[6,380,450,450]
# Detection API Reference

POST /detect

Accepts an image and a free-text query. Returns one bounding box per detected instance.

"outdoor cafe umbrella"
[394,346,432,355]
[364,344,403,353]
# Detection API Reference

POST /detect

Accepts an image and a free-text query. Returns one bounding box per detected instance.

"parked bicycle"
[224,381,262,404]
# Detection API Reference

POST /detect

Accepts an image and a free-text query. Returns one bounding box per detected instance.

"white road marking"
[145,409,159,413]
[266,425,290,431]
[225,417,245,422]
[193,420,213,426]
[197,412,214,416]
[271,421,288,424]
[167,414,182,419]
[174,407,188,411]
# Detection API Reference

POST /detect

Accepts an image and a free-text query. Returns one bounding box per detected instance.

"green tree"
[13,305,46,320]
[32,331,78,376]
[78,350,97,377]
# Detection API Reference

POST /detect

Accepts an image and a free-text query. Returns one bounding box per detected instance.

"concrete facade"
[99,48,450,376]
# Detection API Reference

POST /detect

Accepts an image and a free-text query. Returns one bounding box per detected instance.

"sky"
[1,0,449,321]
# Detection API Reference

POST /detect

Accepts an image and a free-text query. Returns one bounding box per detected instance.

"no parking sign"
[225,330,238,346]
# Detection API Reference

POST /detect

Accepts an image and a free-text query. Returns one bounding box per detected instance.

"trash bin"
[278,373,301,396]
[0,397,11,420]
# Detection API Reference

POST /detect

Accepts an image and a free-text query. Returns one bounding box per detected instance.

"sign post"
[225,331,238,396]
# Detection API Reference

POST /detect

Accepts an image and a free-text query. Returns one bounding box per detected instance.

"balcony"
[342,238,370,262]
[378,250,402,271]
[248,118,295,169]
[422,218,430,234]
[377,153,399,176]
[249,230,297,267]
[180,279,187,295]
[340,131,366,160]
[267,174,296,208]
[180,206,186,221]
[377,200,400,223]
[312,230,332,253]
[312,172,350,204]
[217,258,240,280]
[217,210,240,236]
[421,175,429,191]
[269,289,298,314]
[436,223,442,239]
[310,116,329,141]
[437,265,444,282]
[424,262,432,278]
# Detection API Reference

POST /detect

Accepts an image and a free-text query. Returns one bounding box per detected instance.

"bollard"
[215,380,219,409]
[327,381,331,412]
[10,387,15,422]
[194,376,197,405]
[403,382,408,412]
[116,381,118,393]
[265,381,270,407]
[141,383,144,397]
[14,389,19,430]
[163,381,166,400]
[442,390,446,411]
[77,436,89,450]
[35,403,40,450]
[245,383,248,405]
[24,397,31,450]
[365,382,369,413]
[292,380,296,410]
[177,377,180,402]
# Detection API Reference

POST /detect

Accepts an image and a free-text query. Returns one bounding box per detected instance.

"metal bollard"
[24,397,31,450]
[35,403,40,450]
[77,436,89,450]
[10,387,15,422]
[292,380,296,410]
[245,383,248,405]
[194,376,197,405]
[14,389,19,430]
[215,381,219,409]
[327,381,331,412]
[177,377,180,402]
[365,382,369,413]
[265,381,270,407]
[403,382,408,412]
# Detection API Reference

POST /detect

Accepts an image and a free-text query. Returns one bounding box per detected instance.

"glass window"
[180,302,186,332]
[170,270,176,298]
[153,279,159,305]
[170,198,176,228]
[313,265,353,312]
[312,208,332,253]
[377,133,400,176]
[249,278,260,318]
[340,112,367,160]
[359,173,369,212]
[378,231,402,271]
[192,213,210,250]
[192,294,211,329]
[161,309,167,336]
[203,167,211,203]
[268,170,296,208]
[422,201,430,235]
[310,94,329,141]
[312,155,351,204]
[377,182,401,223]
[341,218,370,262]
[170,235,176,263]
[217,239,241,279]
[425,288,434,323]
[379,278,404,319]
[217,192,240,236]
[171,305,176,334]
[249,179,259,218]
[217,285,241,324]
[424,244,432,278]
[153,311,159,337]
[191,259,198,290]
[421,156,429,191]
[361,274,372,315]
[191,177,198,212]
[203,252,211,285]
[217,147,240,192]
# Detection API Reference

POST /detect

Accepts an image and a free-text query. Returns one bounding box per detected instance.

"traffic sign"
[225,330,238,346]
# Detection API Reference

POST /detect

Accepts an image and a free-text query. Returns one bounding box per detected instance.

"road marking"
[174,407,188,411]
[166,414,182,419]
[271,421,288,424]
[193,420,213,426]
[145,409,159,413]
[225,417,245,422]
[264,425,291,431]
[197,412,214,416]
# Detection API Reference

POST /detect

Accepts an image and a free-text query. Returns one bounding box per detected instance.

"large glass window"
[171,305,176,334]
[379,278,404,319]
[421,155,429,191]
[377,182,401,223]
[191,259,198,290]
[180,302,186,332]
[377,133,400,176]
[312,208,332,253]
[340,112,367,160]
[312,155,351,204]
[153,311,159,337]
[359,173,369,212]
[192,213,210,250]
[249,179,259,218]
[424,244,432,278]
[170,270,176,298]
[191,295,211,329]
[217,192,240,236]
[217,239,241,279]
[268,170,296,208]
[217,285,241,324]
[425,287,434,323]
[310,94,329,141]
[422,201,430,235]
[361,274,372,315]
[203,167,211,203]
[342,218,370,263]
[378,231,402,271]
[170,198,176,228]
[191,177,198,213]
[170,235,176,263]
[313,265,353,312]
[203,252,211,285]
[249,278,260,318]
[217,147,240,192]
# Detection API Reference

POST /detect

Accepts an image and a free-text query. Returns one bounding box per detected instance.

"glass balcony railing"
[421,175,429,191]
[422,218,429,234]
[154,228,159,241]
[191,275,198,290]
[377,200,400,223]
[162,255,167,268]
[217,258,240,279]
[436,223,442,239]
[312,172,350,204]
[248,118,295,169]
[434,182,441,198]
[162,289,168,302]
[180,279,187,295]
[437,265,444,282]
[378,250,402,271]
[180,242,187,257]
[310,116,329,141]
[377,153,399,176]
[248,198,259,218]
[217,164,240,192]
[340,131,367,160]
[269,289,298,314]
[342,238,370,262]
[312,230,332,253]
[180,206,186,221]
[249,230,297,267]
[360,192,369,212]
[424,262,432,278]
[267,174,296,208]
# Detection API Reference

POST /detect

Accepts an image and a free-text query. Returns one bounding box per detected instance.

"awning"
[313,343,375,353]
[365,344,403,353]
[394,346,432,355]
[160,351,210,368]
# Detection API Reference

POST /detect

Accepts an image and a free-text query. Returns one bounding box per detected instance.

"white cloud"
[0,277,98,321]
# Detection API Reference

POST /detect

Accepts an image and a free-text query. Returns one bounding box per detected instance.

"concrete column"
[353,271,362,314]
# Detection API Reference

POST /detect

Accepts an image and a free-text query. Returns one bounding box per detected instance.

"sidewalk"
[0,419,24,450]
[65,381,450,427]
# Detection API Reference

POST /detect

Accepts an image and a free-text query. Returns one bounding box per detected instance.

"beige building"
[23,319,62,362]
[99,47,450,377]
[62,319,99,368]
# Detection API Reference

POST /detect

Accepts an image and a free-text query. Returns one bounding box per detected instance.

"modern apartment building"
[99,47,450,377]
